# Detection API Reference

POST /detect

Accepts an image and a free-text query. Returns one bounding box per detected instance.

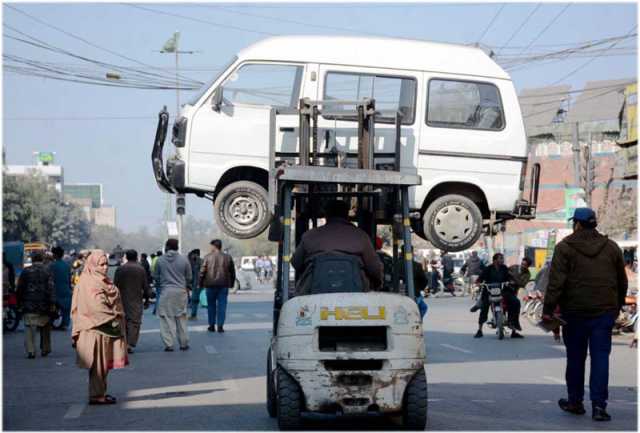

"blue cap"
[569,207,597,224]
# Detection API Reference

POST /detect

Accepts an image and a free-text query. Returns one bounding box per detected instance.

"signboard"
[564,188,587,222]
[166,221,178,237]
[37,152,55,164]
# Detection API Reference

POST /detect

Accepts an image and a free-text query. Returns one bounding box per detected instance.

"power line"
[124,4,279,37]
[523,87,622,119]
[3,25,202,87]
[4,4,199,85]
[475,3,506,44]
[518,81,635,99]
[186,4,405,40]
[495,3,543,56]
[549,25,638,85]
[515,3,571,57]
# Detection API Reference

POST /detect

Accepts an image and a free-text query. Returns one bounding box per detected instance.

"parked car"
[152,36,539,252]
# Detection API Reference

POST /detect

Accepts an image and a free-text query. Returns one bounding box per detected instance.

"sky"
[2,1,638,231]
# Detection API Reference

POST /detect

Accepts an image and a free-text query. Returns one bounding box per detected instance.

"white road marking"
[204,345,218,354]
[427,398,443,402]
[230,313,245,318]
[542,376,565,384]
[539,400,552,404]
[141,322,271,334]
[471,399,495,403]
[440,343,473,354]
[253,313,268,319]
[63,404,85,419]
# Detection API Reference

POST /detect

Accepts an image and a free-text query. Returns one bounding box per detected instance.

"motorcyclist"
[471,252,523,339]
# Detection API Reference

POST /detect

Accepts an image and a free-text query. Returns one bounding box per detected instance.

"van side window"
[222,63,303,108]
[323,72,416,124]
[426,79,504,131]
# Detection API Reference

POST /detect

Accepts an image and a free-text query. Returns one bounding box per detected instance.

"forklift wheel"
[266,349,277,418]
[277,367,303,430]
[402,369,428,430]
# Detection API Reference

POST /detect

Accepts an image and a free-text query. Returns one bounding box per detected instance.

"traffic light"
[176,193,186,215]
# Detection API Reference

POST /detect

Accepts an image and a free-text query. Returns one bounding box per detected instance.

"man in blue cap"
[542,207,628,421]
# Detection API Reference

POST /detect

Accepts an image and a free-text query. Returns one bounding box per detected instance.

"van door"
[187,62,307,190]
[315,65,421,174]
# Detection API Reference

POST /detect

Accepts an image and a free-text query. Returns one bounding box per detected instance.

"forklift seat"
[310,253,364,294]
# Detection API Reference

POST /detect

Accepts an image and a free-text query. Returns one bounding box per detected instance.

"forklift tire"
[266,349,277,418]
[277,367,303,430]
[402,369,428,430]
[423,194,483,252]
[214,181,270,239]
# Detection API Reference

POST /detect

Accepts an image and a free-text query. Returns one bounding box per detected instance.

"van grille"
[318,326,387,352]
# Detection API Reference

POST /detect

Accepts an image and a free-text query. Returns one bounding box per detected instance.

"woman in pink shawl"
[71,250,128,405]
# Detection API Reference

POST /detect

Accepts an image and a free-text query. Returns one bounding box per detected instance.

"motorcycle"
[481,282,515,340]
[3,292,21,332]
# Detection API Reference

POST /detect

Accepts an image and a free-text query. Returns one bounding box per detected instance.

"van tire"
[277,367,303,430]
[423,194,483,252]
[402,368,428,430]
[266,349,277,418]
[214,181,270,239]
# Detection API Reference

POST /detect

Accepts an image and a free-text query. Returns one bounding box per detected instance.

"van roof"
[237,36,510,80]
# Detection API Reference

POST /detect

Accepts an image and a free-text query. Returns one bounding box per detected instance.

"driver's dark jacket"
[291,218,383,295]
[478,264,513,288]
[17,263,55,315]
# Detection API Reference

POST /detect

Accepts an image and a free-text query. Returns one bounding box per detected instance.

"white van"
[153,36,539,252]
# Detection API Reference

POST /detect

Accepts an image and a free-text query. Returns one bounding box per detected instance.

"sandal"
[89,395,117,405]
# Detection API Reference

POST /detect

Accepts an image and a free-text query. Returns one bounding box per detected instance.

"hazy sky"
[3,2,637,231]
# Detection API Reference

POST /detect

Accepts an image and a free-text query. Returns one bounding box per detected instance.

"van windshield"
[187,56,238,106]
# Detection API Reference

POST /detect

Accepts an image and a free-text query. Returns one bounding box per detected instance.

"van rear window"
[426,79,504,131]
[323,72,416,124]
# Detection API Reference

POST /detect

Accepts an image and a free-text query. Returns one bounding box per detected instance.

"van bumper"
[151,107,175,194]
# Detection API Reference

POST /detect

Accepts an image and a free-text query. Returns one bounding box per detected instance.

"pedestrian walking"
[113,250,152,354]
[200,239,236,333]
[50,246,73,331]
[188,249,204,320]
[106,254,120,281]
[151,250,163,315]
[71,250,129,405]
[140,253,153,285]
[542,208,628,421]
[461,250,484,296]
[153,239,191,351]
[16,252,55,359]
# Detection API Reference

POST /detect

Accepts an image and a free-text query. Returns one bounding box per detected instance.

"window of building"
[426,79,504,130]
[222,63,303,108]
[323,71,416,124]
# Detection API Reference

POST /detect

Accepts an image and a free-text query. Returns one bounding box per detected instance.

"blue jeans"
[190,286,202,317]
[206,287,229,327]
[562,312,616,408]
[58,296,71,328]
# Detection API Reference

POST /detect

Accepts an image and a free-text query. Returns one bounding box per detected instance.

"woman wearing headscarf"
[71,250,129,405]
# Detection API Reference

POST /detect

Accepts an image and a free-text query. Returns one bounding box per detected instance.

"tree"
[3,173,90,250]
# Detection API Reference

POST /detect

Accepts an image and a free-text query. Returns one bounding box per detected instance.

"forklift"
[266,99,428,430]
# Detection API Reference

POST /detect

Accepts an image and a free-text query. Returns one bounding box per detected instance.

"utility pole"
[572,122,581,186]
[161,31,194,253]
[582,132,596,207]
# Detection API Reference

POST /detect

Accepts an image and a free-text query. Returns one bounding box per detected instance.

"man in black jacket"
[472,252,522,339]
[17,252,55,359]
[542,208,627,422]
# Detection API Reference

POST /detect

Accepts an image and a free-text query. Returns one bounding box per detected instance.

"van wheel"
[214,181,270,239]
[266,349,277,418]
[402,369,428,430]
[423,194,483,252]
[277,367,303,430]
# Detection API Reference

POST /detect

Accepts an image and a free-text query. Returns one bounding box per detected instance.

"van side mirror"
[212,88,224,112]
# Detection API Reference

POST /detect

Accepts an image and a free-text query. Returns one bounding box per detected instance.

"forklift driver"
[291,199,383,295]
